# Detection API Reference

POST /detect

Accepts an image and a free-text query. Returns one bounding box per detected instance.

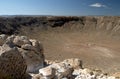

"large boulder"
[18,48,44,73]
[0,34,45,73]
[8,35,45,73]
[0,44,27,79]
[19,39,44,73]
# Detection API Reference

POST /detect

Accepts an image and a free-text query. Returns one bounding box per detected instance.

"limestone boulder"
[11,36,45,73]
[0,35,45,73]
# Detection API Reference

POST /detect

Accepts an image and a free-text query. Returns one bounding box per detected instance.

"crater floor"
[27,31,120,74]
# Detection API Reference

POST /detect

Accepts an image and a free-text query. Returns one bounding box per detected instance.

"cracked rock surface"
[0,34,45,79]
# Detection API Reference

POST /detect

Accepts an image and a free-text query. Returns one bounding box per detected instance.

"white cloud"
[89,3,107,8]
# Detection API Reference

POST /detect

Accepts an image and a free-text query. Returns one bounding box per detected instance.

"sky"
[0,0,120,16]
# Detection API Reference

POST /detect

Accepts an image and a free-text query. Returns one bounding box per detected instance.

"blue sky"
[0,0,120,16]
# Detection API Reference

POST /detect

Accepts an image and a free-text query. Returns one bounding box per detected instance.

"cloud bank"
[89,3,107,8]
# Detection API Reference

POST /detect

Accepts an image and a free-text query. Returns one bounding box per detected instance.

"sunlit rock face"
[0,34,45,74]
[31,58,116,79]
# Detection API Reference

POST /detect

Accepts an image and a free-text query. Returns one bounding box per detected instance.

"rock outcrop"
[31,58,116,79]
[13,36,45,73]
[0,34,45,78]
[0,41,27,79]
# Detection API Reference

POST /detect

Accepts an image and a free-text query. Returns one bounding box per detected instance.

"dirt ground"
[26,31,120,74]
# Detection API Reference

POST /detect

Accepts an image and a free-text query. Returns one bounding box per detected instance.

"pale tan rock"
[112,72,120,78]
[3,35,45,73]
[63,58,83,69]
[50,62,73,79]
[18,47,44,73]
[21,44,35,50]
[30,39,44,53]
[81,68,92,75]
[10,35,45,73]
[31,74,42,79]
[6,35,15,44]
[39,66,55,79]
[45,59,60,65]
[13,36,31,47]
[0,34,45,78]
[30,39,39,47]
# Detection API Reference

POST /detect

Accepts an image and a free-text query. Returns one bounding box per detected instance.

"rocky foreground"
[0,34,119,79]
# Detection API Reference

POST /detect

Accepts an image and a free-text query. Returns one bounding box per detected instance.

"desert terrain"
[0,16,120,74]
